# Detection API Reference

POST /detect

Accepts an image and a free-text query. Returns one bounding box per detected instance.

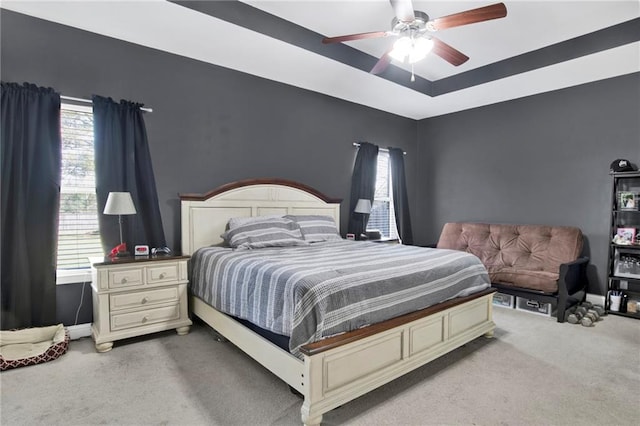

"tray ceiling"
[2,0,639,119]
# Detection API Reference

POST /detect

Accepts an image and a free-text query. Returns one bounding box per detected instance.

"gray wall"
[415,72,640,295]
[0,10,418,253]
[1,10,416,325]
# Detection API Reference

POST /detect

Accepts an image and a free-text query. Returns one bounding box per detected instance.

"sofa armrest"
[555,257,589,323]
[558,257,589,296]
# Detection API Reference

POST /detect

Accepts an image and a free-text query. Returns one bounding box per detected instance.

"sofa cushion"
[487,266,560,293]
[437,223,583,293]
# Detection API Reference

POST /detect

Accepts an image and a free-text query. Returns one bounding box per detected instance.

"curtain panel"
[92,95,166,254]
[389,147,414,245]
[1,82,61,329]
[347,142,379,237]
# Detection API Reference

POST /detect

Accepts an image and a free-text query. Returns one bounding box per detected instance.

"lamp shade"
[354,198,372,214]
[103,192,137,215]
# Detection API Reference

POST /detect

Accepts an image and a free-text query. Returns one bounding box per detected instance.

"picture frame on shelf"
[618,191,638,211]
[613,227,636,245]
[613,249,640,279]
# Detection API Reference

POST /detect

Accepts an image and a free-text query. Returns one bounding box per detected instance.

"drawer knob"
[141,297,148,304]
[121,277,128,284]
[159,272,166,279]
[141,316,148,324]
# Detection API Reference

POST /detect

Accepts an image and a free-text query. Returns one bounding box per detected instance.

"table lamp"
[103,192,137,257]
[354,198,372,240]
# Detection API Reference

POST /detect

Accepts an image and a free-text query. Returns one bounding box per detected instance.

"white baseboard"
[586,293,606,307]
[67,323,92,340]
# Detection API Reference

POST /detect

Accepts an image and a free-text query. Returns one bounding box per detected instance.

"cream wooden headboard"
[180,178,342,255]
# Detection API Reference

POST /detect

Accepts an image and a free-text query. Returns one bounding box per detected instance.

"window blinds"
[57,105,103,269]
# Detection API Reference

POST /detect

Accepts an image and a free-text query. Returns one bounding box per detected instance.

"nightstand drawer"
[110,305,180,331]
[108,268,143,289]
[110,287,179,311]
[146,264,179,284]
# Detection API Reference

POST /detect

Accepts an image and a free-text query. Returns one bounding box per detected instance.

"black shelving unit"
[607,171,640,318]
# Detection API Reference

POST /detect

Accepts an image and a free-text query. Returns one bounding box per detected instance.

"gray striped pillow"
[284,215,341,243]
[221,217,307,249]
[227,215,283,230]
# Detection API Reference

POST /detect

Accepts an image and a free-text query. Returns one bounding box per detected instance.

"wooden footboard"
[299,289,495,425]
[191,289,496,426]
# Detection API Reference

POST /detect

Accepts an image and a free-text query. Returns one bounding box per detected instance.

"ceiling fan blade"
[370,49,393,75]
[432,38,469,66]
[429,3,507,31]
[322,31,389,44]
[390,0,415,23]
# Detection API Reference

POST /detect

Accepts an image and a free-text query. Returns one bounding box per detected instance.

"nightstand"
[90,255,192,352]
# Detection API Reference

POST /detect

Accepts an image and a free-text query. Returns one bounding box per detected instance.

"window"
[367,150,399,239]
[57,104,102,273]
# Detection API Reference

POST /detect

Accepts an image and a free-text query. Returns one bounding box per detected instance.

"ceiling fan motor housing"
[391,10,430,35]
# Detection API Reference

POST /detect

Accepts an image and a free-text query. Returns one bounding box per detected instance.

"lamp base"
[108,243,129,258]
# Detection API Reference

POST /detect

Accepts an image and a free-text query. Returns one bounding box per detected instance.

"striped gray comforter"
[190,240,490,356]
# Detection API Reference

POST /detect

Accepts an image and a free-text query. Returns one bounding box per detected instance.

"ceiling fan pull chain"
[411,64,415,82]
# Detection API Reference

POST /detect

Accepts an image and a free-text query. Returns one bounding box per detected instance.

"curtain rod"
[60,95,153,113]
[353,142,406,155]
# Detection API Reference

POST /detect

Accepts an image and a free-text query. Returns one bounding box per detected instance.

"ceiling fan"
[322,0,508,80]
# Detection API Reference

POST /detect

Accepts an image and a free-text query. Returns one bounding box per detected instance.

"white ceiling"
[2,0,639,119]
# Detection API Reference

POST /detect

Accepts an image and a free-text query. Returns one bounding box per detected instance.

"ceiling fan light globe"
[390,36,412,62]
[415,37,434,54]
[408,38,432,63]
[408,50,426,63]
[389,49,406,62]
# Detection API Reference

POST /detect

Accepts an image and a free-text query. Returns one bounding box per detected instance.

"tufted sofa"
[437,222,589,322]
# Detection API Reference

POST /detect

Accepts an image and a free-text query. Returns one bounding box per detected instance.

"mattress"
[190,240,490,356]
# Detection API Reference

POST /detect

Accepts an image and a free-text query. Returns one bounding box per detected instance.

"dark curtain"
[1,82,61,329]
[389,147,414,244]
[347,142,379,236]
[93,95,166,254]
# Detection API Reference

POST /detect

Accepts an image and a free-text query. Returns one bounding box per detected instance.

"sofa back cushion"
[437,223,583,283]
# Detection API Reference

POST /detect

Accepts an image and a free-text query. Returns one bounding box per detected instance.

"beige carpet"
[1,307,638,425]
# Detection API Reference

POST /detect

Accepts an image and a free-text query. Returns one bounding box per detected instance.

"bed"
[181,178,496,426]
